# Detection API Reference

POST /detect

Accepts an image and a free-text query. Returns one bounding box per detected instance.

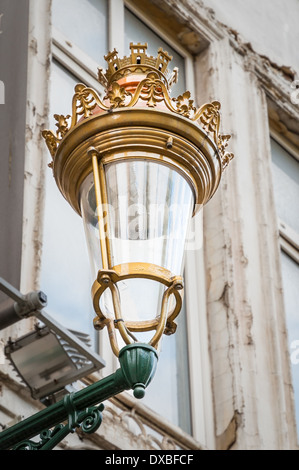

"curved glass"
[80,158,194,334]
[105,160,193,273]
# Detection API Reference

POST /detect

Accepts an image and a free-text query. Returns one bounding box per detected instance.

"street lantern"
[42,43,233,362]
[0,43,233,451]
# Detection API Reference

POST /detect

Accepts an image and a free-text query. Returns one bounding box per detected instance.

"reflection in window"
[40,61,96,345]
[52,0,108,67]
[148,299,192,434]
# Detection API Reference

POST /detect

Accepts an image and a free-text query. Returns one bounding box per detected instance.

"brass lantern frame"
[92,263,183,357]
[42,43,234,357]
[88,145,185,357]
[49,109,224,217]
[0,43,235,452]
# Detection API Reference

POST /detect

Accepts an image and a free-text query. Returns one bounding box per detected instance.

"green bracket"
[0,343,158,450]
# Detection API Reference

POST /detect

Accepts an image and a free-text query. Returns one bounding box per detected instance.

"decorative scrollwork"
[54,113,71,138]
[13,440,40,451]
[42,84,107,163]
[41,114,70,163]
[11,395,105,450]
[42,78,228,164]
[221,151,234,170]
[71,84,105,125]
[13,424,65,450]
[172,91,196,118]
[218,134,235,169]
[194,101,221,141]
[218,133,231,154]
[105,82,131,108]
[41,129,60,161]
[77,404,104,434]
[139,72,165,107]
[42,44,234,170]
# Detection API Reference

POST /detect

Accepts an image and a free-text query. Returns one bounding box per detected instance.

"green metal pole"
[0,343,158,450]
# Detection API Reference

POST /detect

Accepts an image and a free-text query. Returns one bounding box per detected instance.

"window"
[271,136,299,435]
[40,0,203,437]
[40,61,96,343]
[52,0,108,66]
[124,4,193,435]
[124,7,186,96]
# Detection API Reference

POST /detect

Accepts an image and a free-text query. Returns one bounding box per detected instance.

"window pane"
[40,61,96,344]
[271,138,299,233]
[280,251,299,436]
[125,9,191,432]
[52,0,108,67]
[143,300,192,434]
[124,8,186,96]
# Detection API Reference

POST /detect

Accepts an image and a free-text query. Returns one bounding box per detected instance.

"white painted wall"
[203,0,299,73]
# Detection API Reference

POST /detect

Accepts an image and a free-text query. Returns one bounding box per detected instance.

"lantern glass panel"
[80,158,194,326]
[105,159,193,273]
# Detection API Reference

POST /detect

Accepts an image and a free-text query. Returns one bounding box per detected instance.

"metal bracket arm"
[0,343,158,450]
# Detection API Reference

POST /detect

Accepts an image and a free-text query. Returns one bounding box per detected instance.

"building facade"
[0,0,298,450]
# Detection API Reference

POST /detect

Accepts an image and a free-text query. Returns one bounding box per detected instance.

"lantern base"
[118,343,158,399]
[92,264,183,356]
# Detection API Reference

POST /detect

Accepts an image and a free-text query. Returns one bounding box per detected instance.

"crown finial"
[97,43,176,89]
[155,47,172,73]
[129,42,148,64]
[42,43,234,172]
[104,48,121,75]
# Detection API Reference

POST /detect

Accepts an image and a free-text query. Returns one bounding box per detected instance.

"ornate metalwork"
[12,396,104,451]
[54,114,71,138]
[172,91,196,118]
[41,130,59,161]
[71,84,100,121]
[92,263,183,357]
[217,133,235,169]
[0,344,158,450]
[43,77,224,146]
[42,43,234,170]
[106,81,131,108]
[13,425,66,450]
[41,42,235,359]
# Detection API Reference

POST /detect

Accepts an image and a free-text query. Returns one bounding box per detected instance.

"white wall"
[203,0,299,73]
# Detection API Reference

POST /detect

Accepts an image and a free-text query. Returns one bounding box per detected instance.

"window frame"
[124,0,195,93]
[270,129,299,263]
[52,28,102,92]
[270,128,299,440]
